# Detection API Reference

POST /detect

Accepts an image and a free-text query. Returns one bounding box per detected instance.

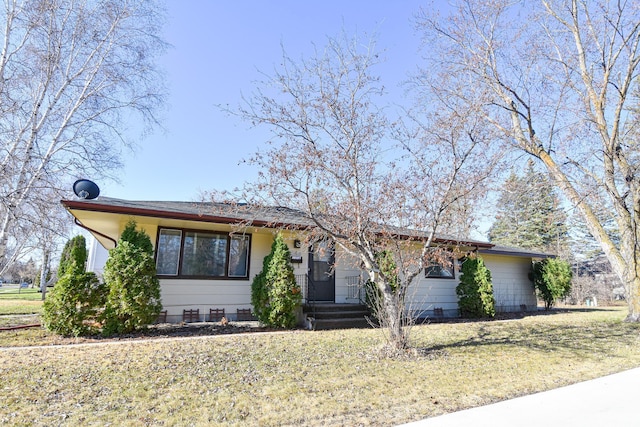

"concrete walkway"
[399,367,640,427]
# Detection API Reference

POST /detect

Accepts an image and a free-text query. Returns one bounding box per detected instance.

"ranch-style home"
[62,197,548,325]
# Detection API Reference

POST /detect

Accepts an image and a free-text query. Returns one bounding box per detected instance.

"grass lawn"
[1,307,639,426]
[0,288,43,317]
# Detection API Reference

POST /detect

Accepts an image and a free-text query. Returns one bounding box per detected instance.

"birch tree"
[231,33,499,351]
[0,0,166,273]
[417,0,640,321]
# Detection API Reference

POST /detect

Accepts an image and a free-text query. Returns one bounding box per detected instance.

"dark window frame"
[425,255,456,279]
[155,227,251,280]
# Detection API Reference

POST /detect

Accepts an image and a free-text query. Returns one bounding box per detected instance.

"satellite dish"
[73,179,100,200]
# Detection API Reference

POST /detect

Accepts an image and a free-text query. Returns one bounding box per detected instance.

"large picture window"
[156,227,251,279]
[425,257,455,279]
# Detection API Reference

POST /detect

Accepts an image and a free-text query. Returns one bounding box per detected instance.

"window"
[228,234,250,277]
[156,229,181,275]
[425,258,455,279]
[155,227,251,279]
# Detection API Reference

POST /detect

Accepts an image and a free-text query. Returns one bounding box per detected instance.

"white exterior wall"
[87,236,110,278]
[334,248,362,303]
[87,218,288,322]
[483,254,537,313]
[158,231,274,322]
[149,227,313,322]
[409,254,537,318]
[411,274,460,318]
[85,213,539,322]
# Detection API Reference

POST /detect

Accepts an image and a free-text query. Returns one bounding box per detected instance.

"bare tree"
[0,0,166,273]
[416,0,640,321]
[229,33,498,351]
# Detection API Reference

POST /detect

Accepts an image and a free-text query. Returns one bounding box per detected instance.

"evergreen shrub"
[531,258,572,310]
[456,257,496,318]
[101,221,162,336]
[43,235,106,336]
[251,233,301,328]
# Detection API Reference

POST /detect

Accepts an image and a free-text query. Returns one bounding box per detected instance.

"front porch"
[302,303,371,330]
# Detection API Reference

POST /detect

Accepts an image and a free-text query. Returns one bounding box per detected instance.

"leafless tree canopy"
[416,0,640,321]
[0,0,166,272]
[230,33,500,349]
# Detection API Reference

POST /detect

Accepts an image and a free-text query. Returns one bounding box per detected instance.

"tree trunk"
[40,250,49,301]
[626,277,640,322]
[622,254,640,322]
[380,285,407,350]
[534,150,640,321]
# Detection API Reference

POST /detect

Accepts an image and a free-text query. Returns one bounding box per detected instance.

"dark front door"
[308,240,335,302]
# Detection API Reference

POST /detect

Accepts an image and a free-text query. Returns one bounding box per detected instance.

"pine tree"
[489,160,567,253]
[57,235,88,277]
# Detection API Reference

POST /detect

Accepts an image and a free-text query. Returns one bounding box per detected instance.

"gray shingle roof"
[63,196,541,251]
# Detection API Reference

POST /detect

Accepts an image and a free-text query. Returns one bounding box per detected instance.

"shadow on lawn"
[424,318,639,358]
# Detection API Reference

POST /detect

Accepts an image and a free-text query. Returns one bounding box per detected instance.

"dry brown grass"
[1,307,639,426]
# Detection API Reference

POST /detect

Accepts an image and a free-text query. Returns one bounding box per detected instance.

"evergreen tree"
[251,233,301,328]
[489,160,567,253]
[456,257,495,318]
[57,235,88,277]
[102,221,162,336]
[531,258,573,310]
[43,235,105,336]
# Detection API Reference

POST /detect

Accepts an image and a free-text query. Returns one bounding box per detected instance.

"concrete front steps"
[303,303,371,330]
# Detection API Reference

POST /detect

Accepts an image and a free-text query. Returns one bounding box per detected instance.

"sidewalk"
[399,367,640,427]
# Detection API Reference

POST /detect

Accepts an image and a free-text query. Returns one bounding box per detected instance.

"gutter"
[73,218,118,248]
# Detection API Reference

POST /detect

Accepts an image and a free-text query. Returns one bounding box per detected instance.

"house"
[62,197,548,323]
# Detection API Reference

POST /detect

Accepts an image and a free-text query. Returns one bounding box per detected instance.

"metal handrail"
[346,274,364,304]
[306,274,317,316]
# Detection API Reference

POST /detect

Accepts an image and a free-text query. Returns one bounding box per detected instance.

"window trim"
[424,256,456,279]
[155,227,251,280]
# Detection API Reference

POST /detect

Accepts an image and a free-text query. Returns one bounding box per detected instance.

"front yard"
[1,306,639,426]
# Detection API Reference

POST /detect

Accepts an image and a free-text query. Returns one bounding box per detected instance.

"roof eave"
[61,199,310,230]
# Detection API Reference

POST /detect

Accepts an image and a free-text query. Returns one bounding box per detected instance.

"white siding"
[408,254,537,318]
[411,275,460,318]
[87,213,539,321]
[87,236,109,278]
[334,249,362,303]
[158,230,274,322]
[483,254,537,313]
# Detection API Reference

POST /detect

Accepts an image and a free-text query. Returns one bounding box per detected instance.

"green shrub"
[101,221,162,336]
[57,235,88,277]
[456,257,496,318]
[42,272,105,336]
[531,258,572,310]
[42,235,106,336]
[251,233,301,328]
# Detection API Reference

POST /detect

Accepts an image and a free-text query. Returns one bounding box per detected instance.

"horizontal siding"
[156,230,311,320]
[334,249,362,303]
[412,277,459,315]
[483,254,537,312]
[101,220,539,320]
[157,229,274,320]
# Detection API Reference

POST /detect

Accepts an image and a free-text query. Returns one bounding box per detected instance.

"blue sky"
[100,0,430,201]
